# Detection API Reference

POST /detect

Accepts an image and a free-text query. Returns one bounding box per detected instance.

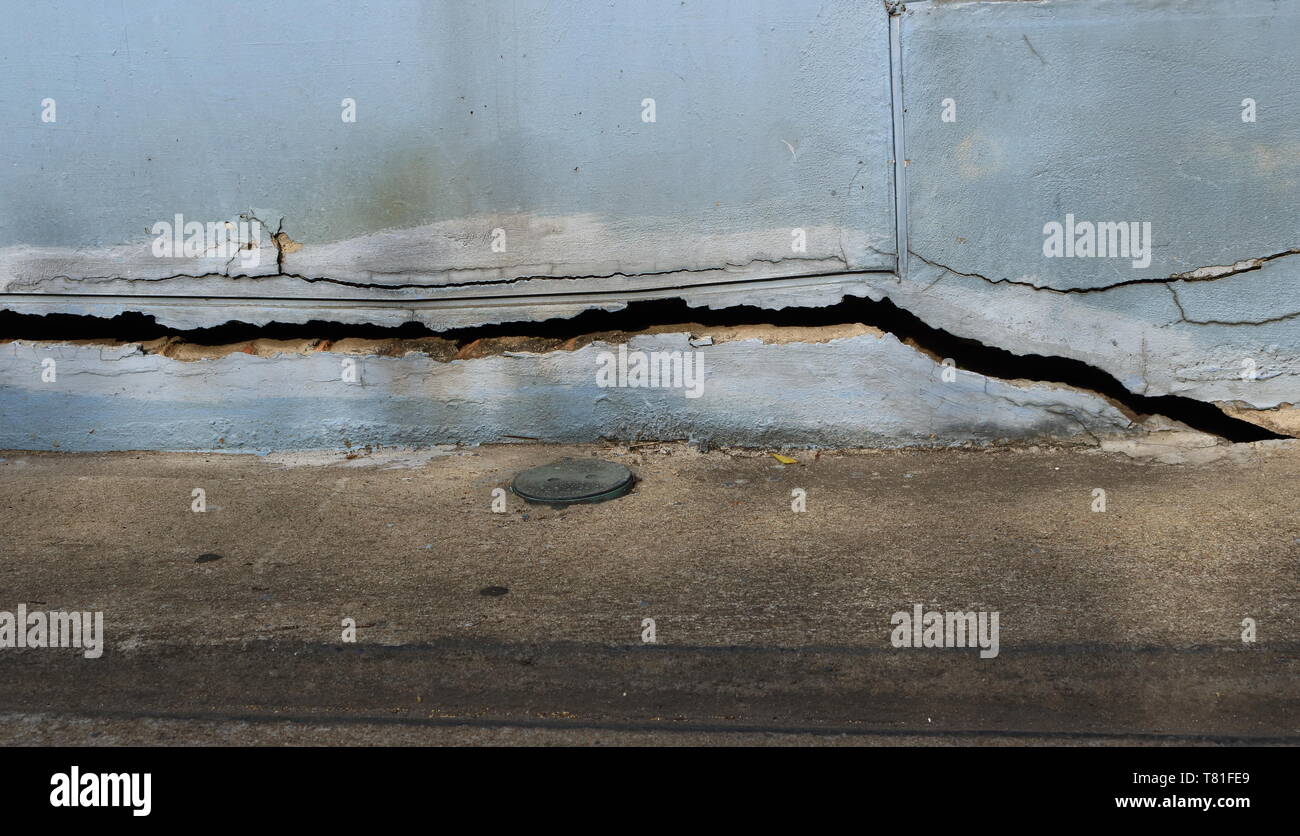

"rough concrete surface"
[896,0,1300,412]
[1,440,1297,745]
[0,0,893,286]
[0,331,1142,451]
[2,0,1295,444]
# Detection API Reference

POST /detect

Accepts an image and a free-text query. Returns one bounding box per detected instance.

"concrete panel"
[893,0,1299,410]
[0,334,1135,452]
[902,0,1299,288]
[0,0,896,308]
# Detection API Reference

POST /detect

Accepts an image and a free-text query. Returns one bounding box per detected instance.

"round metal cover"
[511,458,635,506]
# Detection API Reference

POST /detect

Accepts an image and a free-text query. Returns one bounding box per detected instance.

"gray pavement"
[1,438,1297,745]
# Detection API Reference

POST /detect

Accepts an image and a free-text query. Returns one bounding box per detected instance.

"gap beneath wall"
[0,296,1286,444]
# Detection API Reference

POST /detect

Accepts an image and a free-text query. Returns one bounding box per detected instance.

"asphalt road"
[1,438,1297,745]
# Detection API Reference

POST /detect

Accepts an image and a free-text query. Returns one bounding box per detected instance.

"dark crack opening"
[0,298,1285,443]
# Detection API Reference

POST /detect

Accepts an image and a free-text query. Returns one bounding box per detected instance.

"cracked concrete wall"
[894,0,1299,428]
[1,0,1297,449]
[0,333,1138,452]
[0,0,895,294]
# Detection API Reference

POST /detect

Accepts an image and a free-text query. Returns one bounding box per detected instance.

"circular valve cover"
[510,458,635,506]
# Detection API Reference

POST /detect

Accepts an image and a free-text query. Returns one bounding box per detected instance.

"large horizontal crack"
[1,295,1285,443]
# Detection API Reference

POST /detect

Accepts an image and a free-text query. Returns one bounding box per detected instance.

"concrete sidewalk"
[0,437,1297,745]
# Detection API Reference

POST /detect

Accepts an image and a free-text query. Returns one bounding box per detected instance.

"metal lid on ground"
[511,458,635,506]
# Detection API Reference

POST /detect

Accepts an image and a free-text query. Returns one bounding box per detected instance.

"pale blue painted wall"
[0,0,895,269]
[2,0,1298,451]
